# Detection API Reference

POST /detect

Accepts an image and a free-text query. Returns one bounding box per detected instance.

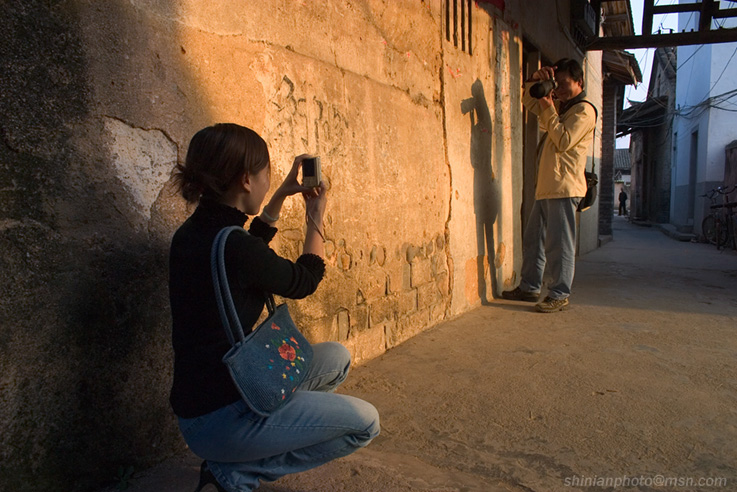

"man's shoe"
[501,287,539,302]
[535,296,569,313]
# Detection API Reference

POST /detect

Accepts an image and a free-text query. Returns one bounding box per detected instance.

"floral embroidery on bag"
[279,343,296,361]
[265,322,310,400]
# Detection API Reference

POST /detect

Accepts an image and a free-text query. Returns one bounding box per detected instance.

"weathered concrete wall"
[444,13,523,314]
[1,3,186,491]
[578,53,604,255]
[1,1,448,489]
[1,1,602,490]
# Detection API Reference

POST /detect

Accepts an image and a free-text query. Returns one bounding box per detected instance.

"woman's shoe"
[194,461,227,492]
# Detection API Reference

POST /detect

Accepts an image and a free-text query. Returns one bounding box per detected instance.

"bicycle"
[725,201,737,250]
[700,184,737,249]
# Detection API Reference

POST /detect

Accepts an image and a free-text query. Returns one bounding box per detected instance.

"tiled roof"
[614,148,631,170]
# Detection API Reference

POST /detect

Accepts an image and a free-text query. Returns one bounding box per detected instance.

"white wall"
[706,41,737,182]
[671,2,737,229]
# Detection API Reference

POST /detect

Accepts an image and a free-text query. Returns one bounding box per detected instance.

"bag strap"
[577,99,597,174]
[558,98,598,174]
[590,127,596,174]
[577,99,598,122]
[211,226,277,346]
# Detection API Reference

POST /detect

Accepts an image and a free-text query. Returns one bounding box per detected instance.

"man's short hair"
[554,58,584,88]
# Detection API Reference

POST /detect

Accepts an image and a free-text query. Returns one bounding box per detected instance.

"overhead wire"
[623,1,737,142]
[704,46,737,98]
[677,45,704,69]
[620,86,737,139]
[621,2,737,141]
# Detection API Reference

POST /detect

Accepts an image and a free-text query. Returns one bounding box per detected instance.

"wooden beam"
[643,0,655,36]
[604,13,631,23]
[592,0,602,36]
[700,0,716,32]
[586,27,737,50]
[648,1,737,18]
[651,3,705,14]
[714,8,737,18]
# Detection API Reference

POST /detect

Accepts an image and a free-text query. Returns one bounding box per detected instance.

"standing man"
[502,58,597,313]
[619,188,628,216]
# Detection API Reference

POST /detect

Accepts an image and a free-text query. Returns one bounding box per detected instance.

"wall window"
[446,0,473,54]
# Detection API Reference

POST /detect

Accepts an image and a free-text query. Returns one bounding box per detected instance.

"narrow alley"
[109,216,737,491]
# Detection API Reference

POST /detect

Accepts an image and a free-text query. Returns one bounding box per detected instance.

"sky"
[615,0,680,148]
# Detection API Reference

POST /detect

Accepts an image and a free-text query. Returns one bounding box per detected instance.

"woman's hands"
[260,155,328,258]
[303,182,327,226]
[283,154,328,256]
[277,154,313,198]
[303,181,327,258]
[260,154,315,225]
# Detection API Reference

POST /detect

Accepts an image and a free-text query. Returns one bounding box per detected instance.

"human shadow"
[461,79,500,304]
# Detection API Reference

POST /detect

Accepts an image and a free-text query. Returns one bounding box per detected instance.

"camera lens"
[530,79,557,99]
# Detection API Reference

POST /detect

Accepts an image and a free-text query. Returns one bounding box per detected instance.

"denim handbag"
[211,226,313,417]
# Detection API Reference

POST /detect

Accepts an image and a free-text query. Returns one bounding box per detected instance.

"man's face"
[553,71,583,103]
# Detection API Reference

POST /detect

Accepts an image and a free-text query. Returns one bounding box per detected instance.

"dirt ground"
[109,216,737,491]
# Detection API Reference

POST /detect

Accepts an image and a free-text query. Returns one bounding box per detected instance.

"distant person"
[619,189,628,216]
[169,123,379,492]
[502,59,597,313]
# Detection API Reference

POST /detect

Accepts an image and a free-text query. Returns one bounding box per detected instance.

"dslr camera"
[530,78,558,99]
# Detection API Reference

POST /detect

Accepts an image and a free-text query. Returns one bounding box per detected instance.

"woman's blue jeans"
[519,197,581,300]
[178,342,380,491]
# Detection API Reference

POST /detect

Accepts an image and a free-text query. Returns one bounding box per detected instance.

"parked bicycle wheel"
[716,220,728,249]
[702,214,718,244]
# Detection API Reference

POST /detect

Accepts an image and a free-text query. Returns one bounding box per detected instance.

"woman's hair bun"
[174,124,270,204]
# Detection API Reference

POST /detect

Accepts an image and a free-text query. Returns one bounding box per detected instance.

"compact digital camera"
[302,157,321,188]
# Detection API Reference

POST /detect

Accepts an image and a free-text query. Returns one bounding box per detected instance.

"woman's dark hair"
[554,58,585,89]
[173,123,270,203]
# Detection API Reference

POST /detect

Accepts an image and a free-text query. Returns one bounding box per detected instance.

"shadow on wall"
[461,79,500,304]
[0,1,194,490]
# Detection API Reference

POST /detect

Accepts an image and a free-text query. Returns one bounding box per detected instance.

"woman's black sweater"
[169,199,325,418]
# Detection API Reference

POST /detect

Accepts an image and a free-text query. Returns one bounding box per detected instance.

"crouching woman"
[169,123,380,491]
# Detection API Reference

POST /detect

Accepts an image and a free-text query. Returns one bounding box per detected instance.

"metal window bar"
[453,0,458,47]
[461,0,466,51]
[446,0,450,42]
[446,0,472,54]
[468,0,473,55]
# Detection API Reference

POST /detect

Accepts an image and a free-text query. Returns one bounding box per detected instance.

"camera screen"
[303,159,315,176]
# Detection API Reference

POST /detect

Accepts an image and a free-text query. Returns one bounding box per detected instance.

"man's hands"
[531,65,557,110]
[531,66,556,82]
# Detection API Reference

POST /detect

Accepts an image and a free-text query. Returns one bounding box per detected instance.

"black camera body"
[302,157,321,188]
[530,79,558,99]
